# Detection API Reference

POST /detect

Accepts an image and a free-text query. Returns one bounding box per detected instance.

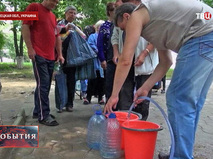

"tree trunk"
[16,35,24,69]
[16,56,24,69]
[19,35,23,56]
[13,24,19,56]
[12,3,23,68]
[12,21,25,68]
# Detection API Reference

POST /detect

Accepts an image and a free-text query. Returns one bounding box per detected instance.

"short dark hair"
[83,25,95,38]
[114,3,136,26]
[65,5,77,13]
[106,2,115,17]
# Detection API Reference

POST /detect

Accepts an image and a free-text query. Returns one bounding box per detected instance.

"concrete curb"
[12,108,26,125]
[0,96,33,159]
[12,94,33,126]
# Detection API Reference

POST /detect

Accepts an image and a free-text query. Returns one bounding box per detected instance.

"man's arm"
[111,7,150,98]
[22,24,36,61]
[59,23,86,39]
[104,7,150,113]
[111,27,122,64]
[55,36,64,64]
[111,26,119,46]
[135,43,155,66]
[112,44,120,64]
[134,49,172,104]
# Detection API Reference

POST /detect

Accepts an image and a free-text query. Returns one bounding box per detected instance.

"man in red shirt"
[22,0,64,126]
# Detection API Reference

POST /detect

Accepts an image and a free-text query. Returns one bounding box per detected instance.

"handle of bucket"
[128,96,175,159]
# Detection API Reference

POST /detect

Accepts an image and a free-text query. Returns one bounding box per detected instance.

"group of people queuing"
[21,0,161,125]
[21,0,117,127]
[22,0,213,159]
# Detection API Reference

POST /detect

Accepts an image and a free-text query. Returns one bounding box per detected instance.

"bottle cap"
[95,110,102,115]
[109,113,116,118]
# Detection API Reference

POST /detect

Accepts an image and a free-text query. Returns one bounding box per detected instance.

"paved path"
[0,80,213,159]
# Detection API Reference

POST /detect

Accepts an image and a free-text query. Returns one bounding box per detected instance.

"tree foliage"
[1,0,112,61]
[203,0,213,7]
[53,0,112,27]
[0,32,5,51]
[0,32,5,61]
[3,0,112,27]
[1,0,213,63]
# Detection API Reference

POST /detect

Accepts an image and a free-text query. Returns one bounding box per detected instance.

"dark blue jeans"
[63,67,76,107]
[33,55,55,121]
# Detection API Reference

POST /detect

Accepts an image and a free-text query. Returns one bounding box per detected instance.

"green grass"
[0,62,34,79]
[166,68,174,79]
[0,62,174,80]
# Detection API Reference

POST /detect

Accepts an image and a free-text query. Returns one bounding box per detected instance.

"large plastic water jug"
[87,110,106,150]
[100,113,122,158]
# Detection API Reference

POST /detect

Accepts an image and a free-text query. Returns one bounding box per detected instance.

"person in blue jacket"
[84,20,106,105]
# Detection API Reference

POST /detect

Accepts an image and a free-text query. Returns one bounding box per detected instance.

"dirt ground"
[0,77,35,125]
[0,77,35,99]
[0,77,213,159]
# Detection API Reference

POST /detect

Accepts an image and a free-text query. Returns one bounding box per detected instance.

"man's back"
[23,3,57,60]
[140,0,213,52]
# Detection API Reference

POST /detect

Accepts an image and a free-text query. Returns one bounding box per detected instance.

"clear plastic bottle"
[87,110,106,150]
[54,62,60,72]
[100,113,122,159]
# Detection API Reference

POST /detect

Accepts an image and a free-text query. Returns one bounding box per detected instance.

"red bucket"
[122,120,162,159]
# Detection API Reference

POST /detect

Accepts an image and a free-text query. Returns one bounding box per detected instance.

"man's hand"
[66,22,76,30]
[135,50,147,66]
[112,45,120,65]
[104,96,119,114]
[133,87,149,105]
[57,55,65,64]
[101,61,107,70]
[113,55,119,65]
[28,48,36,61]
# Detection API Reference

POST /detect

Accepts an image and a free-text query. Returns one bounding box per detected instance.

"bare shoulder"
[131,7,150,26]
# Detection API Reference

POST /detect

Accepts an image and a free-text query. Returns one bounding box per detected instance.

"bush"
[0,62,34,79]
[0,63,16,71]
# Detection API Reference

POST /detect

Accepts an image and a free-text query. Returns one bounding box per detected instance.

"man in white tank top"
[104,0,213,158]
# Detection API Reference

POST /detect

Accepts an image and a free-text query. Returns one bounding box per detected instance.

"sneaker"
[161,89,165,94]
[81,92,87,99]
[99,99,105,105]
[57,109,63,113]
[158,152,169,159]
[39,115,59,126]
[83,99,90,105]
[66,107,73,112]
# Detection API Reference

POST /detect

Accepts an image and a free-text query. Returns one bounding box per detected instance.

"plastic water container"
[100,113,122,159]
[54,62,60,71]
[75,80,81,91]
[87,110,106,150]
